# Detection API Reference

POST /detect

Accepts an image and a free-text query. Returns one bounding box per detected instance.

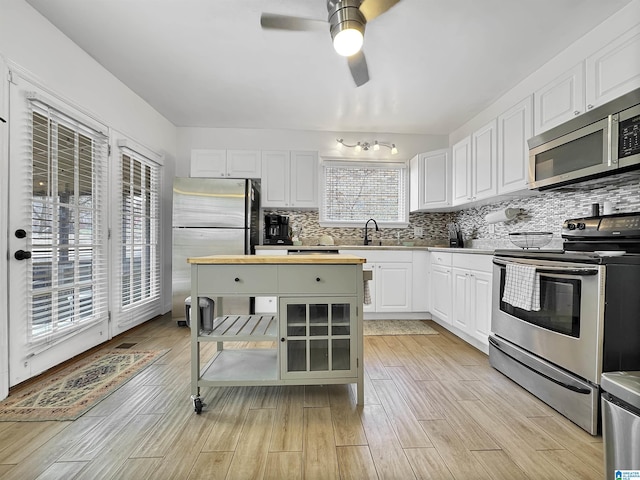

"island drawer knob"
[234,277,240,282]
[316,277,321,282]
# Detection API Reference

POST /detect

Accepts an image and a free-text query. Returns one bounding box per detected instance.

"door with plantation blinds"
[7,75,110,386]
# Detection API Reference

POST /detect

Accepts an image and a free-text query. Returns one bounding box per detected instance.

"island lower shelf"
[199,349,278,386]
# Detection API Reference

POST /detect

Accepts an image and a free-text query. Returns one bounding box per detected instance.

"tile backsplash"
[264,172,640,248]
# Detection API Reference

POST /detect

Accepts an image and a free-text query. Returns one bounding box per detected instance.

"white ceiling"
[26,0,631,135]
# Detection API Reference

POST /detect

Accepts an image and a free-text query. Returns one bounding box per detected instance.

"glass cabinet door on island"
[280,297,357,379]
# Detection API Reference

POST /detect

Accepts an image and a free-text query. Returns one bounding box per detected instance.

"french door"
[7,74,110,386]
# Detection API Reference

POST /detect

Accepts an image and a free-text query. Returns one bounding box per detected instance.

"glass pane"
[332,339,350,370]
[57,247,74,286]
[331,303,350,335]
[323,165,406,223]
[32,294,52,335]
[310,339,328,371]
[57,124,76,200]
[287,303,307,336]
[287,340,306,372]
[309,303,328,336]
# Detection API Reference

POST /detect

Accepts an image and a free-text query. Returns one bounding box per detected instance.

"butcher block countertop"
[187,254,366,265]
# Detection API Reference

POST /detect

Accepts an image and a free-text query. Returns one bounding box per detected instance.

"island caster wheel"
[191,395,203,414]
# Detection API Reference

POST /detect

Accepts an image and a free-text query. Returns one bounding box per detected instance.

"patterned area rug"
[364,320,439,336]
[0,349,168,422]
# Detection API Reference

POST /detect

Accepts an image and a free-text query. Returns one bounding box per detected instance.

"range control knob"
[567,223,576,230]
[577,222,586,230]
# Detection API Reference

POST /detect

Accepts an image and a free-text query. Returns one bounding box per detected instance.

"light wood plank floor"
[0,314,604,479]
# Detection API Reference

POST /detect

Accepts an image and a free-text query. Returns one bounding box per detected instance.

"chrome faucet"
[364,218,379,245]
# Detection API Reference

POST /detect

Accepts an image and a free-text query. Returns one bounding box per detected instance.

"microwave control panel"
[619,112,640,158]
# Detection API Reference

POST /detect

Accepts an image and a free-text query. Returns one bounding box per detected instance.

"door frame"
[0,56,8,400]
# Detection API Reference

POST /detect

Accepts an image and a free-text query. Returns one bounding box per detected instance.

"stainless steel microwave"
[528,88,640,190]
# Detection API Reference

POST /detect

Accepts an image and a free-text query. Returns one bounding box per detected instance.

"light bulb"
[373,141,380,151]
[355,142,362,153]
[333,28,364,57]
[336,138,344,149]
[391,144,398,155]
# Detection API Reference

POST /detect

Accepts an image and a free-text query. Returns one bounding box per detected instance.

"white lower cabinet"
[450,253,493,350]
[374,262,412,313]
[429,252,452,325]
[341,249,430,319]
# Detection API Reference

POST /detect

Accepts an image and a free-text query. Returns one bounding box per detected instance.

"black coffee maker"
[264,214,292,245]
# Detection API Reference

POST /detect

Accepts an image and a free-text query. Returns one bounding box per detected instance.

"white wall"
[176,127,449,177]
[0,0,178,315]
[449,0,640,144]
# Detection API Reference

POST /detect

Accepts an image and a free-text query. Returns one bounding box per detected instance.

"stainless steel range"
[489,212,640,435]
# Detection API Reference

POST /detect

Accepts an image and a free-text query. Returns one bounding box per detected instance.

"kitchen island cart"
[187,254,366,413]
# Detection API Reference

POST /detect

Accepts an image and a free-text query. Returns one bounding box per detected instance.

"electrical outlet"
[414,227,423,237]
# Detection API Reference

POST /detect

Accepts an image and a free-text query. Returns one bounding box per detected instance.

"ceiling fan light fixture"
[373,141,380,151]
[333,25,364,56]
[329,0,366,57]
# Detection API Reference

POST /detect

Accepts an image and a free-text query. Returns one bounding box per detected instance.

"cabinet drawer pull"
[280,337,286,342]
[234,277,240,282]
[316,277,321,282]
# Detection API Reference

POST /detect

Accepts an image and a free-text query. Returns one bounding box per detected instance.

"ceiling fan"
[260,0,401,87]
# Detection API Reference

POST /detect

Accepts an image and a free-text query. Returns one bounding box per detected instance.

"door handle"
[14,250,32,260]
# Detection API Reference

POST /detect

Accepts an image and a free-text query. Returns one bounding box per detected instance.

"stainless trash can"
[601,371,640,477]
[184,296,214,332]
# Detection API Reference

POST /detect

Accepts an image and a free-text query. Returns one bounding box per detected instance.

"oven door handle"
[492,258,598,276]
[488,337,592,394]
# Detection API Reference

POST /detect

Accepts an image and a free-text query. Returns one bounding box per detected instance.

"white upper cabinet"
[586,24,640,108]
[452,120,497,206]
[190,149,261,178]
[452,136,472,205]
[226,150,262,178]
[190,149,226,177]
[262,150,318,208]
[534,26,640,136]
[497,96,533,194]
[533,63,585,135]
[472,119,498,200]
[409,149,451,211]
[289,151,318,208]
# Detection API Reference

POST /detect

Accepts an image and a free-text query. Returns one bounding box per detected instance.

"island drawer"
[197,265,278,294]
[278,265,357,294]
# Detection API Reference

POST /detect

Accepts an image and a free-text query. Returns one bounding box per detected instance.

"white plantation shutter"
[112,141,162,329]
[27,97,109,343]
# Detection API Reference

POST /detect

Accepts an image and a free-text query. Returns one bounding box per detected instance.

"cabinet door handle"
[280,337,286,342]
[315,277,321,282]
[234,277,240,282]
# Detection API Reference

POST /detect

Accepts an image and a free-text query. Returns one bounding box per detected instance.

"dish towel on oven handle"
[502,263,540,311]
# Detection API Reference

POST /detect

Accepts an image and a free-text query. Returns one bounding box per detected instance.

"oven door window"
[499,269,581,337]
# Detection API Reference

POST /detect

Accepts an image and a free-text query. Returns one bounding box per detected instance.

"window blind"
[113,145,162,328]
[321,161,408,226]
[27,100,109,343]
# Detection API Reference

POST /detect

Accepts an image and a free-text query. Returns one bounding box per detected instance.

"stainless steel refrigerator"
[171,177,260,321]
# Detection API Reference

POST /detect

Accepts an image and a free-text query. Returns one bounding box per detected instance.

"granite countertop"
[187,254,366,264]
[256,244,495,254]
[428,247,495,255]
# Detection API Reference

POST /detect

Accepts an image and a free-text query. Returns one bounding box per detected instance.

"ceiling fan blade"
[260,13,327,31]
[348,50,370,87]
[358,0,401,22]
